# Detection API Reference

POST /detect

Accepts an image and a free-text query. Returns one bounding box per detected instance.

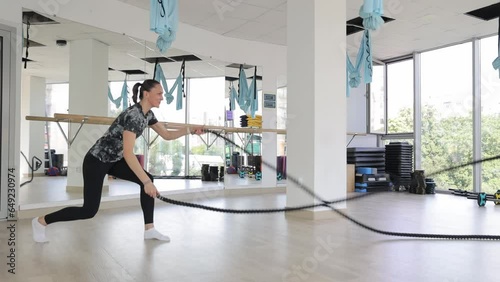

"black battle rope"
[157,191,377,214]
[156,130,500,240]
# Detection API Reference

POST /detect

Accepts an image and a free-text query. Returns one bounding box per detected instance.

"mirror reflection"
[20,11,234,208]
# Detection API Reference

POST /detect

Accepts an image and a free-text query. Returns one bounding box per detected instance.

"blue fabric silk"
[121,77,128,109]
[155,64,174,104]
[174,74,183,110]
[359,0,384,30]
[150,0,179,53]
[238,68,249,112]
[346,30,373,96]
[230,84,238,111]
[237,68,258,116]
[108,86,122,109]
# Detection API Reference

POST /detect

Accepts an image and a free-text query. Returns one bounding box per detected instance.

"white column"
[20,75,46,176]
[261,66,278,188]
[286,0,347,219]
[66,39,109,191]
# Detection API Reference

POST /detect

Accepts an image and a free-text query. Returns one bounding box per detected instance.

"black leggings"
[44,153,155,225]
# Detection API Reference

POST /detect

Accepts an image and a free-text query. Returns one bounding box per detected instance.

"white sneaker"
[32,217,49,243]
[144,228,170,242]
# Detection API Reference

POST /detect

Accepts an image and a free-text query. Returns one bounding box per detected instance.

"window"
[480,35,500,194]
[421,42,473,191]
[387,59,414,134]
[369,65,385,133]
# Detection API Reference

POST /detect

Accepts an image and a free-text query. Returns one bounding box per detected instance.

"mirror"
[19,11,228,209]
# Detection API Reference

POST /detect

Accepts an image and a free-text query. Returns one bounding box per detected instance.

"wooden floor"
[2,190,500,281]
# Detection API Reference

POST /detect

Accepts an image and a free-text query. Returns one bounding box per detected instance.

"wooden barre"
[26,113,287,134]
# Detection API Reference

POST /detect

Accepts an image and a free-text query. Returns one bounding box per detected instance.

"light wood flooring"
[2,190,500,281]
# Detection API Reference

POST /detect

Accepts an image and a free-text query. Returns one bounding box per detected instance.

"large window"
[421,43,473,191]
[481,35,500,194]
[369,65,385,133]
[387,59,414,134]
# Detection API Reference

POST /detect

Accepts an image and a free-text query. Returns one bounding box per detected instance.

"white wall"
[347,83,367,134]
[20,75,47,176]
[346,134,378,147]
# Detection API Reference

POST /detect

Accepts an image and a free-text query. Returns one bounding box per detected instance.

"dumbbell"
[277,172,283,181]
[255,171,262,181]
[466,191,500,207]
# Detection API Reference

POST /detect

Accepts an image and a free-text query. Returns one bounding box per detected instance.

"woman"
[32,79,203,243]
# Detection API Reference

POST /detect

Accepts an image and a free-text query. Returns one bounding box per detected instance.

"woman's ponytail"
[132,80,160,104]
[132,82,142,104]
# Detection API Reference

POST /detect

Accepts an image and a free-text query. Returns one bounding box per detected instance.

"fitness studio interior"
[1,0,500,281]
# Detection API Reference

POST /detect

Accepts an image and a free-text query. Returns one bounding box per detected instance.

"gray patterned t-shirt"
[89,103,158,162]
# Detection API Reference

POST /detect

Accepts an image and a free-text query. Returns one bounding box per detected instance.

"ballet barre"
[25,113,287,149]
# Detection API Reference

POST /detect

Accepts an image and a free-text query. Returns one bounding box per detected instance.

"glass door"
[0,27,13,220]
[0,30,7,219]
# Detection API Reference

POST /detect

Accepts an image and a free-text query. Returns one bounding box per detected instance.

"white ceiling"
[23,16,229,83]
[22,0,500,83]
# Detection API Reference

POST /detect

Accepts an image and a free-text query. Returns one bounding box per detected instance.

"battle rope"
[156,130,500,240]
[157,191,378,214]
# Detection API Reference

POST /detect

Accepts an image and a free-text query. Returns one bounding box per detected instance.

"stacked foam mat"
[347,147,392,192]
[347,147,385,173]
[240,115,262,128]
[385,142,413,191]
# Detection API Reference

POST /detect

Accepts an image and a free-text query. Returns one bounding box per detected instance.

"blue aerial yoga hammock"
[120,77,129,109]
[108,86,121,108]
[154,63,174,104]
[236,66,258,117]
[493,18,500,78]
[346,30,373,97]
[150,0,179,53]
[345,1,380,97]
[107,76,128,109]
[249,67,258,118]
[229,82,237,111]
[237,66,249,112]
[176,60,186,110]
[174,74,183,110]
[359,0,384,31]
